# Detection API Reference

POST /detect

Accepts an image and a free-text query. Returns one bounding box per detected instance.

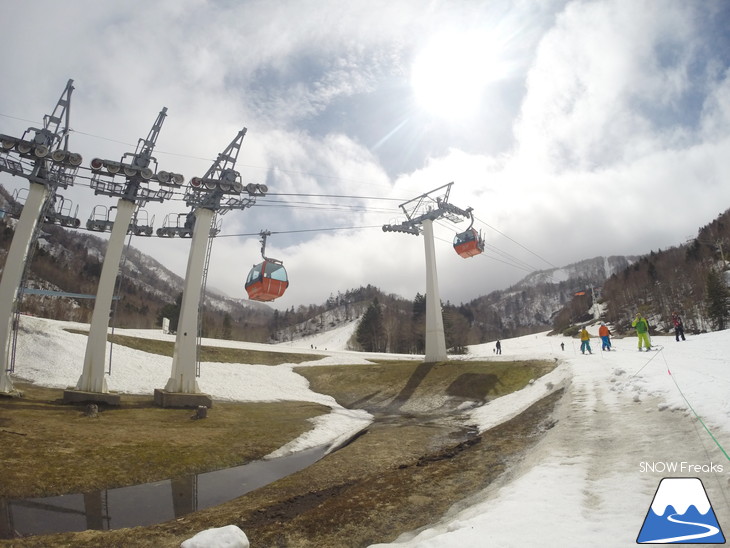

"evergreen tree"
[411,293,426,354]
[356,298,385,352]
[222,313,232,340]
[705,269,729,330]
[443,305,470,354]
[157,292,183,332]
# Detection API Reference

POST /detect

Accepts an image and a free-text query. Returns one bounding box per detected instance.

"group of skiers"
[577,311,686,354]
[578,323,612,354]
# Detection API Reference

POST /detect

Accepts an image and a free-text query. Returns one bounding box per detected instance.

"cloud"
[2,0,730,312]
[515,1,699,170]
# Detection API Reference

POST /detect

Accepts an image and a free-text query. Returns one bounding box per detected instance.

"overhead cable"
[216,225,382,238]
[474,215,557,269]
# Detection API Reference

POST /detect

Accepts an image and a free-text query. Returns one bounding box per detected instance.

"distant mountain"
[512,256,636,289]
[456,255,637,341]
[600,210,730,335]
[273,256,644,352]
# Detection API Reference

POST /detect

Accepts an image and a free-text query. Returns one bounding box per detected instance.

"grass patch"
[0,383,329,499]
[296,359,554,411]
[63,329,325,365]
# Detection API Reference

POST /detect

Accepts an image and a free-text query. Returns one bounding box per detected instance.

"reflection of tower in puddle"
[0,500,13,538]
[171,476,198,518]
[83,491,110,531]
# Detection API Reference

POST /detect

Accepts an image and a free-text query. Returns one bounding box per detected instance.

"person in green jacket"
[632,312,651,351]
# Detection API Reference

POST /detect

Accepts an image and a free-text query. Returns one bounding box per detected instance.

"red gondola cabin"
[453,228,484,258]
[245,259,289,301]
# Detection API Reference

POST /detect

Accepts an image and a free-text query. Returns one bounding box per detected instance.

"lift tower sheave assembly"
[382,183,474,363]
[67,107,183,404]
[156,128,267,408]
[0,80,83,394]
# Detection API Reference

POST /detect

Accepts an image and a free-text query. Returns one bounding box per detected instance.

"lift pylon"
[158,128,267,406]
[71,107,181,402]
[0,80,83,394]
[382,182,475,362]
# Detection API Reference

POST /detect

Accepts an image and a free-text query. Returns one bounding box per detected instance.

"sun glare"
[411,32,500,120]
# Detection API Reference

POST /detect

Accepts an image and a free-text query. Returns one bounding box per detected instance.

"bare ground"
[0,360,561,547]
[1,389,562,547]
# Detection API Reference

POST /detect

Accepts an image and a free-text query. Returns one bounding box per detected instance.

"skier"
[598,322,612,351]
[671,312,686,342]
[632,312,651,351]
[495,340,502,355]
[579,327,592,354]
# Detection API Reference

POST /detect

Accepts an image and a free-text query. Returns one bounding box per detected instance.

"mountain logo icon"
[637,477,726,544]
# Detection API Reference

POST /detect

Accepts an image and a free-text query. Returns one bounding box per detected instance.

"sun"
[410,31,501,120]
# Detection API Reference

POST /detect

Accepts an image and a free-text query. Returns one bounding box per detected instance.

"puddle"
[0,445,328,539]
[0,412,475,539]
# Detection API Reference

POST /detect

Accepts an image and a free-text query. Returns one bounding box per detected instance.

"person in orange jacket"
[598,322,612,351]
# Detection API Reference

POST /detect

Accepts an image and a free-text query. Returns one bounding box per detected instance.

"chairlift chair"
[245,231,289,301]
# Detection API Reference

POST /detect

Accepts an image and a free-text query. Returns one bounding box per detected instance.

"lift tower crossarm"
[0,79,82,188]
[88,107,181,207]
[183,129,267,212]
[382,183,472,235]
[135,107,167,163]
[121,107,167,204]
[204,128,244,179]
[42,78,74,151]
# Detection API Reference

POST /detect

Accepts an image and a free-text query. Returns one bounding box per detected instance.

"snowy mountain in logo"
[637,478,725,544]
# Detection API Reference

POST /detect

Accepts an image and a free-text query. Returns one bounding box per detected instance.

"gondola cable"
[473,214,557,269]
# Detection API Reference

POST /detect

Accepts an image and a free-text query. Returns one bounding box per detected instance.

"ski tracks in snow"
[396,352,730,547]
[515,354,730,544]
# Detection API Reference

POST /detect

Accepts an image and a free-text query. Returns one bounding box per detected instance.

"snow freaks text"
[639,462,724,474]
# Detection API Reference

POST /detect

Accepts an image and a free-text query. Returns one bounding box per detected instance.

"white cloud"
[513,1,713,170]
[2,0,730,311]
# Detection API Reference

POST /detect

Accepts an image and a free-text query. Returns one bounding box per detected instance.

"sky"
[2,0,730,309]
[8,315,730,545]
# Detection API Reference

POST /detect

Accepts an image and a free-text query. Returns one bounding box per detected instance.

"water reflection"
[0,445,327,539]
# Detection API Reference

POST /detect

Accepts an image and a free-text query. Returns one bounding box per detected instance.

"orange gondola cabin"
[245,259,289,302]
[453,228,484,258]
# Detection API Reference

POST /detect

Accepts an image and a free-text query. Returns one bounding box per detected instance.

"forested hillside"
[600,211,730,334]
